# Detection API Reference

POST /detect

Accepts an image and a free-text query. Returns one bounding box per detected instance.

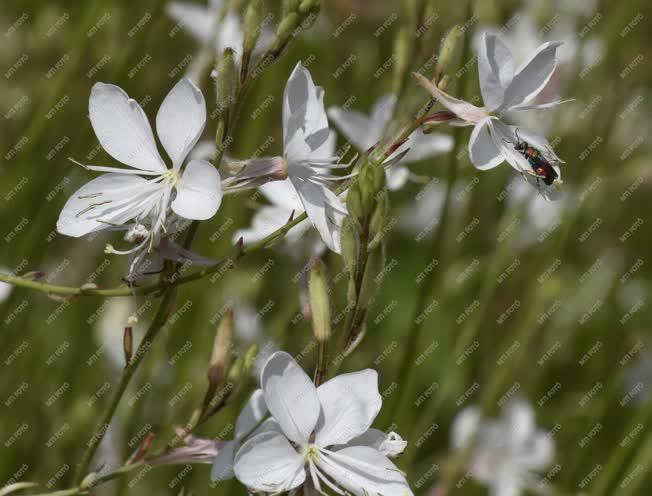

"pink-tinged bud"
[221,156,288,193]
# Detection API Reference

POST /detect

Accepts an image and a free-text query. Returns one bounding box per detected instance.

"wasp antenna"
[68,157,89,170]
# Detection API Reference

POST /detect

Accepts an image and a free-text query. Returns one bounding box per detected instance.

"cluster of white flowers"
[211,351,412,495]
[50,6,567,493]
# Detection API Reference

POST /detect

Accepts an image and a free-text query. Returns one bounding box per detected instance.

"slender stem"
[72,286,178,483]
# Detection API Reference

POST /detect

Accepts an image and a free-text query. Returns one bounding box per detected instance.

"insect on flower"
[506,128,562,190]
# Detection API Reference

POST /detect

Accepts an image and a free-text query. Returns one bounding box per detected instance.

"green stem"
[72,287,178,483]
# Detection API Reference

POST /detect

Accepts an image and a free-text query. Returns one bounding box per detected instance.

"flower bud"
[221,156,288,192]
[438,74,450,92]
[282,0,301,16]
[435,25,461,82]
[244,342,259,372]
[243,0,263,56]
[227,356,244,382]
[309,259,331,343]
[369,192,387,237]
[208,307,233,387]
[340,217,358,272]
[275,12,300,49]
[215,48,238,113]
[371,164,385,191]
[358,244,385,310]
[299,0,320,14]
[359,165,376,214]
[346,182,364,222]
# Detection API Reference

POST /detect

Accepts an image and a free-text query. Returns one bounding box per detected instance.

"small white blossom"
[415,32,570,199]
[166,0,242,55]
[451,399,554,496]
[233,351,413,495]
[250,63,349,254]
[57,78,222,276]
[328,95,453,190]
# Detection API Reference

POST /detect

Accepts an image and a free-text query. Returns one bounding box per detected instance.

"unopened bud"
[123,327,133,367]
[215,48,238,112]
[208,308,233,386]
[358,245,385,310]
[369,192,387,237]
[22,271,44,280]
[340,218,358,272]
[282,0,301,16]
[359,165,376,214]
[346,182,364,221]
[227,357,244,382]
[309,260,331,343]
[435,25,461,82]
[371,165,385,191]
[275,13,300,49]
[243,0,263,55]
[299,0,320,14]
[244,343,259,372]
[438,74,450,92]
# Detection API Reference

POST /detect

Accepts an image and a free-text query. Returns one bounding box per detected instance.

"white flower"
[166,0,242,54]
[0,266,14,303]
[233,351,413,495]
[415,32,569,199]
[57,78,222,275]
[328,95,453,190]
[451,399,554,496]
[272,62,349,254]
[211,389,268,481]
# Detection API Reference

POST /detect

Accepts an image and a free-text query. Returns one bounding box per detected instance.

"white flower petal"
[283,63,330,160]
[385,165,411,191]
[233,431,306,493]
[235,389,268,439]
[478,32,514,111]
[500,41,563,110]
[402,130,454,164]
[510,98,573,111]
[518,431,554,470]
[490,471,521,496]
[413,73,487,124]
[314,370,382,447]
[502,399,535,446]
[317,446,413,496]
[260,351,320,445]
[488,120,532,174]
[327,106,376,151]
[0,267,13,304]
[156,78,206,170]
[370,95,397,133]
[211,440,236,482]
[57,174,158,237]
[451,406,481,451]
[260,177,305,211]
[469,117,504,170]
[342,428,387,451]
[343,429,407,458]
[172,160,222,220]
[166,1,215,45]
[216,13,244,56]
[289,176,346,254]
[328,95,395,153]
[89,83,166,173]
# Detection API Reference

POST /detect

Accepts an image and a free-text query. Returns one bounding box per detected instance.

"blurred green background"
[1,0,651,494]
